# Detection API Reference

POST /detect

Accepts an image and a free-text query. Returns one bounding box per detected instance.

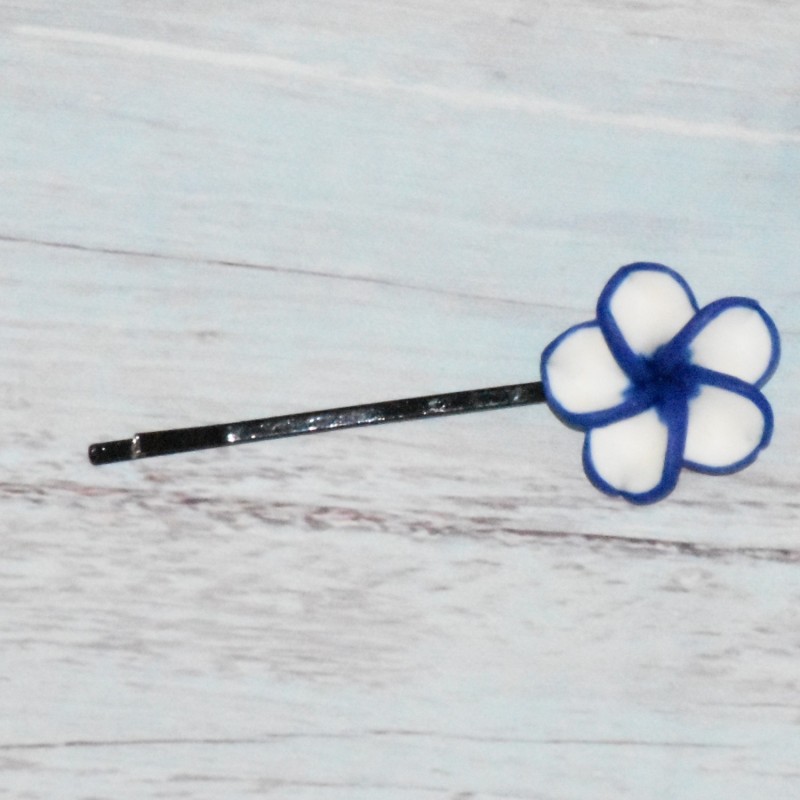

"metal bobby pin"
[88,382,546,465]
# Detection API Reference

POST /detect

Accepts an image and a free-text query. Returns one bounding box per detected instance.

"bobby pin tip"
[88,439,134,466]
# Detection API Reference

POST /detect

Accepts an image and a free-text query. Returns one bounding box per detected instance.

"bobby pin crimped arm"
[88,382,546,465]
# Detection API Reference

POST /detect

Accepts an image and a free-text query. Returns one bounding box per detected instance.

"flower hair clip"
[89,263,780,504]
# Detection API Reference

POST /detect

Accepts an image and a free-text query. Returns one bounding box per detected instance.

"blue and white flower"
[541,263,780,504]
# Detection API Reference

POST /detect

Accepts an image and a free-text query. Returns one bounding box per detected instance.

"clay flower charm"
[541,263,780,504]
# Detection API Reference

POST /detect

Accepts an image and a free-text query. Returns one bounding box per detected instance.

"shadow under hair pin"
[89,262,781,504]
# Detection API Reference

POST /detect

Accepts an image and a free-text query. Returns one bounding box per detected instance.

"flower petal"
[684,380,772,474]
[541,321,636,427]
[583,401,686,503]
[685,299,780,387]
[598,263,698,371]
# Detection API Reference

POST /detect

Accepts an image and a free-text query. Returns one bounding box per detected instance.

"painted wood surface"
[1,2,799,798]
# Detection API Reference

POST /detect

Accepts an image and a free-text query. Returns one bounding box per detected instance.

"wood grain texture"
[1,2,799,798]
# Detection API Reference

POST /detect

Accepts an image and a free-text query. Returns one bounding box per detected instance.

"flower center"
[638,344,699,410]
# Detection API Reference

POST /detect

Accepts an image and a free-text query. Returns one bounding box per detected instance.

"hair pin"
[89,263,780,504]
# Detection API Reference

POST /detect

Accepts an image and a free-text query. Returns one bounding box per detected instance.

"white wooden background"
[1,2,799,798]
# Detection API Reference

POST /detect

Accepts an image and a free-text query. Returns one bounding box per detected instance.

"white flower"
[541,263,780,504]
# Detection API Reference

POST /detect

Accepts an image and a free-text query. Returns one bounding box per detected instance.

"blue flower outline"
[540,263,780,504]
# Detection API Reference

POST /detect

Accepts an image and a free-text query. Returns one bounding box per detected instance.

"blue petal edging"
[540,320,651,430]
[660,296,781,389]
[682,366,775,475]
[596,262,699,383]
[581,393,688,505]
